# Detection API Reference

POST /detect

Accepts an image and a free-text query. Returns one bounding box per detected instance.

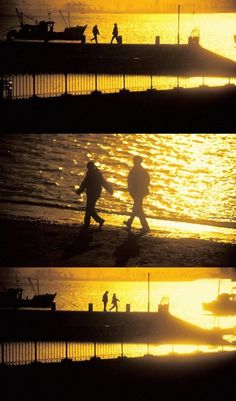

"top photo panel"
[0,133,235,267]
[1,1,236,133]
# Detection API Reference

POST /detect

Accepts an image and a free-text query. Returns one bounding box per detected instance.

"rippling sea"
[0,134,235,240]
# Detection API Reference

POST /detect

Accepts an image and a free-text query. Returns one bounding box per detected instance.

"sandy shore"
[0,217,235,267]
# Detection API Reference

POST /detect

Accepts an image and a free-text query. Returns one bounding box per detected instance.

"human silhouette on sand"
[110,293,119,311]
[124,155,150,233]
[102,290,109,311]
[75,161,113,230]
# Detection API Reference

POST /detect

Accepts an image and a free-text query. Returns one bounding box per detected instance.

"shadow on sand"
[62,227,102,260]
[113,229,147,266]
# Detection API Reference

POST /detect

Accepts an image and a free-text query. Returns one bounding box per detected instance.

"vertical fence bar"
[65,73,68,95]
[32,74,36,97]
[95,73,98,91]
[123,73,126,90]
[121,342,124,358]
[1,342,4,365]
[65,341,68,359]
[34,340,37,363]
[93,342,97,358]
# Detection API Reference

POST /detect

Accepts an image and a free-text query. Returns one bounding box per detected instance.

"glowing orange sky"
[1,268,235,282]
[2,1,236,14]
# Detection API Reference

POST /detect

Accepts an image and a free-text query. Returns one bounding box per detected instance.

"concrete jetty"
[0,41,235,76]
[0,309,228,345]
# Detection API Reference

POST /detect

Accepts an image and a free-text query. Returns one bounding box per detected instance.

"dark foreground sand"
[1,217,235,267]
[1,352,236,401]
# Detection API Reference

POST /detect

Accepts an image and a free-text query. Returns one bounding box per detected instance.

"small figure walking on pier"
[124,155,150,233]
[102,290,109,312]
[111,23,119,43]
[91,24,100,43]
[110,293,119,312]
[75,161,113,230]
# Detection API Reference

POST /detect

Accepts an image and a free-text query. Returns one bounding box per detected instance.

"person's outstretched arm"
[101,174,113,195]
[75,175,87,195]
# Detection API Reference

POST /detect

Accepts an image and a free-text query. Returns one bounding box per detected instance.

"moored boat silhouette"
[6,8,87,43]
[0,278,56,311]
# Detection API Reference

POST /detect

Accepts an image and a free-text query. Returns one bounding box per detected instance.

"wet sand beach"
[1,217,235,267]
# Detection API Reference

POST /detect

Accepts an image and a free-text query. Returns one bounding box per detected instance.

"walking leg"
[136,198,150,231]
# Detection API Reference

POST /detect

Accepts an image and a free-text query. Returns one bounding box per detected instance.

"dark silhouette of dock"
[0,309,229,345]
[0,42,235,76]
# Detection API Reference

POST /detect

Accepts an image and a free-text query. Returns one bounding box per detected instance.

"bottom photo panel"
[1,267,236,401]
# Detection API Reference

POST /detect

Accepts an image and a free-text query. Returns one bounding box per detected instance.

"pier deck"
[0,42,235,76]
[0,309,228,345]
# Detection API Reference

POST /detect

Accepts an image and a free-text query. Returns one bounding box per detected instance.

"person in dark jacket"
[91,24,100,43]
[109,293,119,312]
[124,155,150,233]
[111,23,119,43]
[102,290,109,311]
[76,161,113,229]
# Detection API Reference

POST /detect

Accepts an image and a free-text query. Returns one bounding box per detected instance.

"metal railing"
[0,73,235,99]
[1,341,235,366]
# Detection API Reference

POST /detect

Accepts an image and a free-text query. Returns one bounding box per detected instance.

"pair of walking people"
[91,23,119,44]
[75,156,150,233]
[102,291,119,312]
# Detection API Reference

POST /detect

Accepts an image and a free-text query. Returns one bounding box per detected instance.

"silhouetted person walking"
[111,23,119,43]
[91,24,100,43]
[110,293,119,311]
[76,161,113,230]
[102,290,109,312]
[124,155,150,233]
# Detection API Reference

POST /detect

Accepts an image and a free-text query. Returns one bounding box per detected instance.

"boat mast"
[148,272,150,312]
[28,277,37,295]
[59,9,68,28]
[218,280,221,297]
[16,8,23,27]
[177,4,180,45]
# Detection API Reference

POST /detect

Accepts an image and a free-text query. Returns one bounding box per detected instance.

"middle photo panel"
[1,133,235,268]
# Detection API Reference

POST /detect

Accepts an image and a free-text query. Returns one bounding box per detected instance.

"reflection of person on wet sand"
[102,290,109,311]
[110,293,119,311]
[75,161,113,230]
[124,155,150,233]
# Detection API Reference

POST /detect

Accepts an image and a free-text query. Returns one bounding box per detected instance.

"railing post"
[121,342,124,357]
[1,342,4,365]
[93,342,97,358]
[32,74,36,97]
[150,75,153,90]
[65,73,68,95]
[123,73,126,90]
[65,341,68,359]
[34,340,37,363]
[95,73,98,91]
